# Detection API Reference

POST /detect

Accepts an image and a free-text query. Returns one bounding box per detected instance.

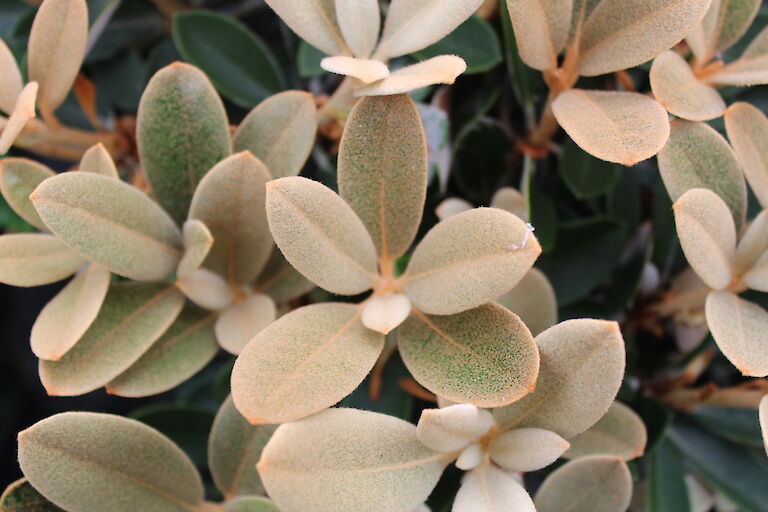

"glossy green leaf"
[297,42,326,78]
[559,138,620,199]
[646,438,692,512]
[0,158,55,231]
[0,478,64,512]
[689,406,763,447]
[0,234,84,287]
[412,15,502,74]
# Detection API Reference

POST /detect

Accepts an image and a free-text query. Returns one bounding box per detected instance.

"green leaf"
[560,139,620,199]
[0,478,64,512]
[689,406,763,447]
[172,11,285,108]
[0,234,84,287]
[412,15,502,74]
[646,438,692,512]
[297,41,326,78]
[137,62,232,223]
[0,157,55,231]
[18,412,204,512]
[528,181,558,252]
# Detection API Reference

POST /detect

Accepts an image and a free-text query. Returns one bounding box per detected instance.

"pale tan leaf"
[577,0,712,76]
[39,283,184,396]
[0,82,38,154]
[735,210,768,272]
[355,56,467,97]
[673,188,736,290]
[377,0,484,58]
[338,94,427,260]
[416,404,494,452]
[745,249,768,291]
[177,219,213,278]
[176,268,234,311]
[266,176,377,295]
[534,455,633,512]
[258,408,448,512]
[226,497,280,512]
[189,152,273,284]
[760,395,768,456]
[0,234,84,287]
[488,428,570,472]
[491,187,527,219]
[686,0,760,62]
[18,412,204,512]
[31,264,110,361]
[0,157,55,231]
[263,0,348,56]
[216,294,277,355]
[28,0,88,111]
[564,401,647,460]
[31,172,183,281]
[725,102,768,208]
[252,247,315,304]
[435,198,473,220]
[403,208,540,315]
[497,268,558,336]
[79,143,118,178]
[493,319,625,438]
[399,304,539,407]
[708,24,768,85]
[650,51,725,121]
[453,463,536,512]
[336,0,380,58]
[454,443,483,470]
[706,290,768,376]
[506,0,573,70]
[233,91,317,179]
[231,303,384,424]
[321,56,390,83]
[552,89,670,166]
[362,293,412,334]
[0,39,22,115]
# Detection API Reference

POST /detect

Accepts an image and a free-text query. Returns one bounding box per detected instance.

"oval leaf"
[0,82,38,155]
[215,293,277,355]
[336,0,380,58]
[706,291,768,377]
[453,463,536,512]
[0,157,55,231]
[0,478,63,512]
[0,234,84,287]
[176,268,234,311]
[79,143,118,178]
[496,268,558,336]
[361,293,412,335]
[354,55,467,97]
[506,0,573,70]
[650,51,725,121]
[709,25,768,86]
[687,0,761,62]
[0,39,22,115]
[252,247,315,304]
[263,0,348,56]
[488,428,570,472]
[725,102,768,208]
[564,401,648,460]
[417,405,495,452]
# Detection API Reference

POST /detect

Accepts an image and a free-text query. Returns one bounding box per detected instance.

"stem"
[527,90,559,148]
[319,76,360,124]
[520,153,535,207]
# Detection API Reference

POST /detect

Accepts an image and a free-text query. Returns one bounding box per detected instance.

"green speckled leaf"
[252,248,315,304]
[0,478,64,512]
[226,497,280,512]
[0,158,55,231]
[686,0,761,62]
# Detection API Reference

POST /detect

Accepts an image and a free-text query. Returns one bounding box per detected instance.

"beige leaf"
[744,250,768,291]
[176,268,234,311]
[226,497,280,512]
[706,290,768,376]
[686,0,760,63]
[552,89,670,166]
[650,51,725,121]
[725,102,768,208]
[18,412,204,512]
[673,188,736,291]
[564,401,647,460]
[177,219,213,278]
[31,172,183,281]
[338,94,427,261]
[377,0,483,58]
[336,0,380,58]
[435,198,473,220]
[252,247,315,304]
[760,395,768,456]
[455,443,484,470]
[362,293,412,334]
[577,0,712,76]
[493,319,625,438]
[491,187,527,219]
[258,408,448,512]
[735,210,768,272]
[31,264,110,361]
[216,294,277,355]
[0,82,38,155]
[266,176,377,295]
[0,157,55,231]
[488,428,570,472]
[79,143,118,178]
[497,268,558,336]
[416,404,494,452]
[189,152,273,284]
[398,304,539,407]
[534,455,633,512]
[28,0,88,111]
[403,208,540,315]
[0,234,84,287]
[39,283,184,396]
[355,56,467,97]
[506,0,573,70]
[233,91,318,179]
[231,303,384,424]
[321,56,390,83]
[0,39,22,115]
[263,0,348,56]
[708,24,768,86]
[453,463,536,512]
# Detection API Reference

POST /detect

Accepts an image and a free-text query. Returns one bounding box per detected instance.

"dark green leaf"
[560,139,620,199]
[412,15,502,74]
[529,181,558,253]
[689,406,763,448]
[339,352,413,420]
[297,41,326,78]
[453,118,512,203]
[646,438,691,512]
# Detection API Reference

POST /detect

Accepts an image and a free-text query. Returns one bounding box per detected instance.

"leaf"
[321,56,390,83]
[672,188,736,290]
[266,177,377,296]
[252,247,315,304]
[0,234,84,287]
[361,293,412,335]
[534,455,633,512]
[0,38,22,115]
[646,438,692,512]
[209,396,276,500]
[338,94,427,261]
[263,0,348,56]
[735,210,768,273]
[28,0,88,111]
[649,51,725,121]
[403,208,540,315]
[106,304,218,397]
[0,157,55,231]
[564,401,647,460]
[39,282,184,396]
[0,478,64,512]
[491,188,527,218]
[258,408,448,512]
[398,303,539,407]
[354,56,467,97]
[708,24,768,85]
[493,319,625,438]
[686,0,761,62]
[488,428,570,472]
[412,15,502,74]
[297,41,326,78]
[79,143,118,178]
[689,406,763,447]
[435,198,473,220]
[172,11,285,107]
[177,219,213,277]
[452,464,535,512]
[226,497,280,512]
[705,291,768,377]
[577,0,712,76]
[416,405,494,452]
[31,263,110,361]
[18,412,204,512]
[176,268,234,311]
[336,0,380,58]
[559,138,620,199]
[377,0,483,59]
[552,89,670,166]
[231,303,384,424]
[725,102,768,208]
[31,172,183,281]
[215,293,277,355]
[761,395,768,456]
[232,90,318,179]
[0,81,38,155]
[496,268,558,337]
[658,119,747,229]
[505,0,573,70]
[137,62,232,223]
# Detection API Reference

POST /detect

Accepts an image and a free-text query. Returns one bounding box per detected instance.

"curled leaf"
[215,293,277,355]
[336,0,381,58]
[564,401,648,460]
[264,0,348,56]
[725,102,768,208]
[0,39,22,115]
[650,51,725,121]
[361,293,412,334]
[321,56,390,83]
[79,143,118,178]
[0,234,84,287]
[416,404,494,452]
[355,56,467,97]
[453,464,535,512]
[0,82,38,155]
[497,268,558,336]
[706,291,768,377]
[0,157,55,231]
[506,0,573,70]
[177,219,213,278]
[488,428,570,472]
